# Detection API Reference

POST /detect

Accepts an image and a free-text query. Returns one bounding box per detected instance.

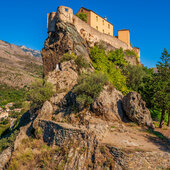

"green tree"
[153,48,170,128]
[76,12,88,23]
[126,65,146,91]
[138,67,155,108]
[26,80,54,109]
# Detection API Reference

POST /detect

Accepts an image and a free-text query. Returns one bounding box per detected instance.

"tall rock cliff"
[41,21,90,76]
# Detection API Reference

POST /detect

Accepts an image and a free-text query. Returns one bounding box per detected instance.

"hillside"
[0,6,169,170]
[0,40,42,88]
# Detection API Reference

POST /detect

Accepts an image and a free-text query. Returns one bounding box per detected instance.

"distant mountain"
[19,45,41,58]
[0,40,42,88]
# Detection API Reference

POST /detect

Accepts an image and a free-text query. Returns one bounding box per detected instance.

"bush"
[125,49,140,64]
[76,12,88,23]
[75,55,89,69]
[73,72,107,108]
[26,80,54,109]
[90,45,129,94]
[0,130,19,153]
[60,53,76,63]
[108,48,128,68]
[60,53,89,71]
[125,49,137,56]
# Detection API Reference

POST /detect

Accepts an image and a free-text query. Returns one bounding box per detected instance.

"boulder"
[92,85,124,121]
[122,92,154,128]
[39,101,53,120]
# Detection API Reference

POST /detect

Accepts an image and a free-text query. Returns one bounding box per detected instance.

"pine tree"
[153,48,170,128]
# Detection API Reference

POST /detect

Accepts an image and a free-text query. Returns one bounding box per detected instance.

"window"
[96,16,98,22]
[81,9,83,12]
[103,20,104,25]
[103,29,104,33]
[108,24,110,29]
[96,26,98,30]
[65,8,68,12]
[108,32,110,35]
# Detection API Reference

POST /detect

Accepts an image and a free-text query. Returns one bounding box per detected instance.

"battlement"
[47,6,140,60]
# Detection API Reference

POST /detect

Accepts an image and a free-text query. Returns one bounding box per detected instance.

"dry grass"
[8,137,61,170]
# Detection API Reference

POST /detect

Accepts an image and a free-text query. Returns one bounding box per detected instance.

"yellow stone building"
[118,29,130,46]
[76,7,114,36]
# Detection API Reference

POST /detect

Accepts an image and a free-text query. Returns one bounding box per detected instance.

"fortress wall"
[73,15,132,50]
[48,6,134,51]
[47,12,56,32]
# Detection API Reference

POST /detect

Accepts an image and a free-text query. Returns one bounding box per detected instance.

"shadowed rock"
[122,92,154,128]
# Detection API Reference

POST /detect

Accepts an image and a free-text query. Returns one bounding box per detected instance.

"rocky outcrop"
[0,147,12,169]
[122,92,154,128]
[41,21,90,76]
[92,85,124,121]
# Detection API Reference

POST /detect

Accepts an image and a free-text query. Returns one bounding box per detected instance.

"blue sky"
[0,0,169,68]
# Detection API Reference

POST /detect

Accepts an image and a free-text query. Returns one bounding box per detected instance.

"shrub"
[90,45,129,94]
[0,130,19,153]
[125,49,137,56]
[75,55,89,69]
[73,72,107,108]
[60,53,76,63]
[13,102,23,108]
[60,53,89,71]
[76,12,88,23]
[125,49,140,64]
[26,80,54,109]
[108,48,128,68]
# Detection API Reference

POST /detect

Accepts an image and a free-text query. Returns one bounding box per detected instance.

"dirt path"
[101,122,170,152]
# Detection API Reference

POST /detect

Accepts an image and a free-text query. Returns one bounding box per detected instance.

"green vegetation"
[24,63,43,77]
[0,84,26,106]
[108,48,128,68]
[76,12,88,23]
[26,80,54,109]
[73,72,107,108]
[60,53,76,62]
[90,45,169,127]
[152,48,170,127]
[90,45,129,94]
[126,65,146,91]
[125,49,137,57]
[128,48,170,128]
[150,109,168,124]
[60,53,89,71]
[0,130,19,153]
[125,49,140,64]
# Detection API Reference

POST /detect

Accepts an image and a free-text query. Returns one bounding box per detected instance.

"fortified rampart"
[47,6,140,60]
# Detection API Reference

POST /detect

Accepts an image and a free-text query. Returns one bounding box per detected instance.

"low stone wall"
[38,120,87,146]
[73,15,132,50]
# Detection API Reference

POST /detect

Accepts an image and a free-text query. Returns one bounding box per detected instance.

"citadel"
[47,6,140,62]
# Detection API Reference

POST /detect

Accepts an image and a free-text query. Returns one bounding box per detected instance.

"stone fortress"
[47,6,140,62]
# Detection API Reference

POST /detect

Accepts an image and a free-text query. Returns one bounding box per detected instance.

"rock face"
[92,85,124,121]
[122,92,154,128]
[41,21,90,76]
[0,147,12,169]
